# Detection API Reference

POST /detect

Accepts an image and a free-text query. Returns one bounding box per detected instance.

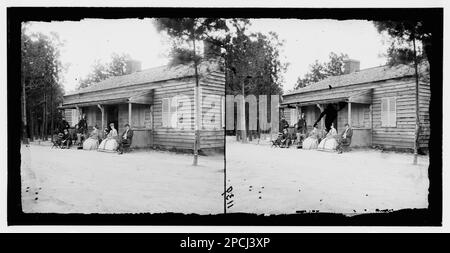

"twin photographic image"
[13,12,438,224]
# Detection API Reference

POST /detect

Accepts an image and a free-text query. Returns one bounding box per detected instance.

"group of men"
[278,111,353,153]
[56,114,88,149]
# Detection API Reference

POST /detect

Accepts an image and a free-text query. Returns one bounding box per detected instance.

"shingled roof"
[66,60,221,96]
[285,63,426,96]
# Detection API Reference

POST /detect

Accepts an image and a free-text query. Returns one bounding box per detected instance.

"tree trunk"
[413,31,420,165]
[241,80,246,143]
[192,28,201,166]
[42,90,46,141]
[21,77,29,144]
[50,85,54,141]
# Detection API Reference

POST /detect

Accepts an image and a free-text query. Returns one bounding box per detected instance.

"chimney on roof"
[343,59,360,74]
[203,39,221,59]
[125,60,142,74]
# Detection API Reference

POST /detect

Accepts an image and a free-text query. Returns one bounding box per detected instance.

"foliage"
[77,53,133,90]
[224,20,287,96]
[21,24,65,138]
[155,18,287,96]
[154,18,228,66]
[294,52,348,89]
[373,21,431,65]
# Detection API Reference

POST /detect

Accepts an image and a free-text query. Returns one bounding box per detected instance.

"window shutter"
[170,97,178,128]
[162,98,170,127]
[381,98,388,127]
[389,97,397,127]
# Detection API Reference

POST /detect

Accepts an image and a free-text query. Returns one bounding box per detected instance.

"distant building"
[61,59,225,152]
[282,60,430,152]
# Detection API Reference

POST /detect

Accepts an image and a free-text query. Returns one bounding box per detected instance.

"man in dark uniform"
[59,116,70,133]
[296,112,307,147]
[279,115,289,133]
[77,113,88,135]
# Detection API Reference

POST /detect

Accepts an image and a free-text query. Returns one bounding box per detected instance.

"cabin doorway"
[106,105,119,132]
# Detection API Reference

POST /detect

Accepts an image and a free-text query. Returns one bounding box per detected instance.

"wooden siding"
[418,81,430,150]
[283,76,431,150]
[152,72,225,150]
[64,70,225,151]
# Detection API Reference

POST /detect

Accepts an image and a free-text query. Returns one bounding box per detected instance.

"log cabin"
[281,59,430,153]
[61,59,225,153]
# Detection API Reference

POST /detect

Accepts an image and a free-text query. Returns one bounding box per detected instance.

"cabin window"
[162,97,178,128]
[381,97,397,127]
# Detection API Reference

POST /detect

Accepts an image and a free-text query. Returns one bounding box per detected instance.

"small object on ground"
[258,191,261,193]
[258,196,262,199]
[25,190,29,192]
[364,209,367,211]
[320,199,322,202]
[375,208,380,212]
[296,210,306,214]
[34,198,38,200]
[261,186,264,189]
[26,187,30,189]
[365,194,368,196]
[249,186,252,188]
[353,210,356,212]
[35,192,38,195]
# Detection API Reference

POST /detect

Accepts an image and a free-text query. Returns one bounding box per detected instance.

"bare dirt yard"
[225,137,429,215]
[20,143,224,214]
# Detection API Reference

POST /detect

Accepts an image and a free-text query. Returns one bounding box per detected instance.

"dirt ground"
[225,137,429,215]
[20,143,224,214]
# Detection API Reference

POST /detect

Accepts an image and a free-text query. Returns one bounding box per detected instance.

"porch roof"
[60,89,154,109]
[281,89,373,107]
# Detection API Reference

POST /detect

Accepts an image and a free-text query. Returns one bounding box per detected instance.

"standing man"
[337,123,353,154]
[279,115,289,133]
[59,116,70,133]
[78,113,88,135]
[117,123,134,154]
[296,112,307,143]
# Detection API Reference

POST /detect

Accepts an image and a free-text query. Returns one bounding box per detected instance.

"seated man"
[117,123,134,154]
[280,128,291,148]
[337,123,353,154]
[61,129,72,149]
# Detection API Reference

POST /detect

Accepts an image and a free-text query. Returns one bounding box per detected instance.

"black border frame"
[7,7,443,226]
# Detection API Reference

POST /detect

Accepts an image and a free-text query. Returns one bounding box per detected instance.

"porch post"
[128,102,132,127]
[347,102,352,126]
[297,104,302,118]
[97,104,104,138]
[75,105,80,121]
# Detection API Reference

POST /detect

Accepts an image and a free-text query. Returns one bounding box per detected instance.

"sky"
[26,18,390,93]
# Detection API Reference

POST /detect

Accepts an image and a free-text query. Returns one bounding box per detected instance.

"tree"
[77,53,133,90]
[22,25,64,141]
[154,18,229,166]
[374,21,432,165]
[156,19,288,145]
[295,52,348,89]
[373,21,431,65]
[224,21,287,96]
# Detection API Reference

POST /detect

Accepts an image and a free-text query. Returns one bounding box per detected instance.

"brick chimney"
[343,59,360,74]
[125,60,142,74]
